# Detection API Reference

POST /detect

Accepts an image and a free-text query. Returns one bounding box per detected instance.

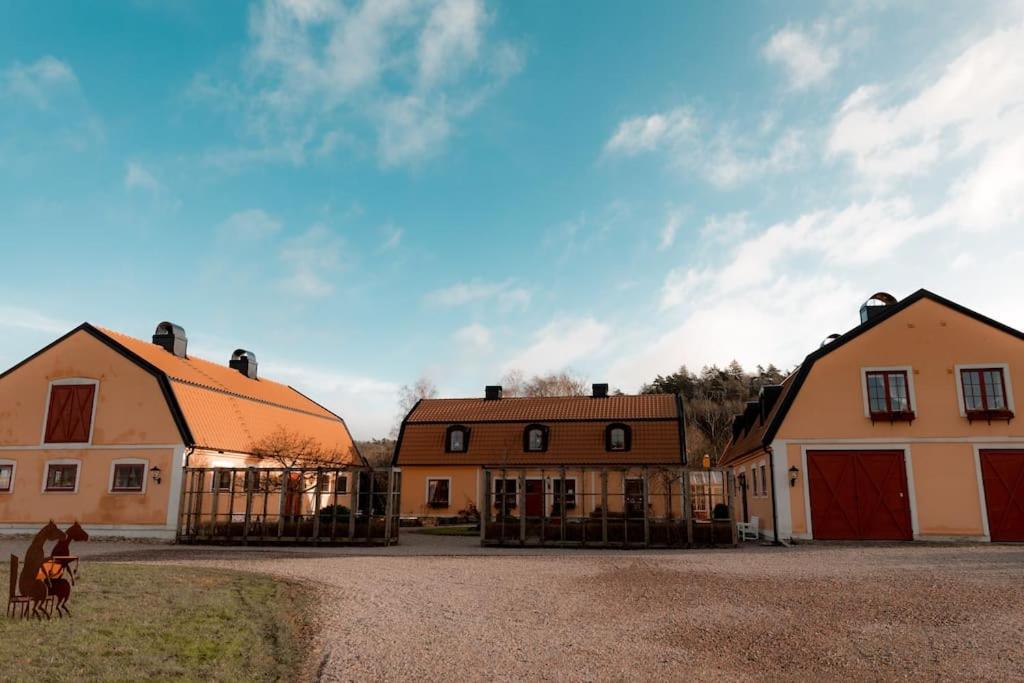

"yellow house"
[722,290,1024,543]
[0,321,360,539]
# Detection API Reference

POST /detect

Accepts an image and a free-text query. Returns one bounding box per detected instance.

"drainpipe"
[184,446,195,468]
[765,444,781,545]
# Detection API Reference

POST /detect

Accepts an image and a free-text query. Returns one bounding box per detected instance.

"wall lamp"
[788,465,799,487]
[150,466,162,485]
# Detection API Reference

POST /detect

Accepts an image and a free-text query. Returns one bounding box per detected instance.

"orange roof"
[407,394,678,422]
[90,325,358,460]
[396,394,685,466]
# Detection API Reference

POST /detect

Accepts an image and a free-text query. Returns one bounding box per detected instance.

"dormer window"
[865,370,915,422]
[605,423,631,452]
[523,424,549,452]
[446,425,470,453]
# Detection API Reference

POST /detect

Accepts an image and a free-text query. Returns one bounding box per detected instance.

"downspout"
[765,443,781,545]
[184,446,195,468]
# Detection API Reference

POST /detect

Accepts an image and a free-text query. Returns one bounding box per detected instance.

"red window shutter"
[44,384,95,443]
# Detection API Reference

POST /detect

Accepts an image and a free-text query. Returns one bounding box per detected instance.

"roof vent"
[731,414,745,441]
[229,349,258,380]
[819,333,841,348]
[859,292,898,324]
[760,385,783,420]
[152,322,187,358]
[592,383,609,398]
[485,385,503,400]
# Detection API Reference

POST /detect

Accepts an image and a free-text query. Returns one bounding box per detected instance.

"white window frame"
[211,468,236,492]
[108,457,149,495]
[426,476,452,508]
[954,363,1015,416]
[861,366,917,417]
[40,378,100,447]
[0,459,15,494]
[42,458,82,494]
[757,460,768,498]
[335,472,349,495]
[546,476,578,509]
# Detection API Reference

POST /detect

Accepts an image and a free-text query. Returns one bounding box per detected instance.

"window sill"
[869,411,916,424]
[109,489,145,495]
[427,502,450,509]
[43,489,78,494]
[966,409,1014,424]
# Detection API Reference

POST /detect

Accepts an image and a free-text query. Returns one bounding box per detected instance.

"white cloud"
[454,322,492,352]
[2,56,77,108]
[194,0,521,168]
[604,108,804,188]
[658,210,684,251]
[220,209,282,239]
[700,212,751,244]
[762,24,840,90]
[278,224,344,296]
[380,223,403,249]
[604,108,696,155]
[123,162,161,193]
[425,278,531,309]
[0,306,70,335]
[502,317,611,376]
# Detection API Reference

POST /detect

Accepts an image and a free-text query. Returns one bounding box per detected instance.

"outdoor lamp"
[788,465,799,487]
[150,466,162,485]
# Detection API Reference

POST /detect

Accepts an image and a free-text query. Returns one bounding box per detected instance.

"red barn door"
[980,450,1024,542]
[808,450,913,541]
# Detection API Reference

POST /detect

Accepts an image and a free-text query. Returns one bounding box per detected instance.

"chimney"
[859,292,898,324]
[485,385,503,400]
[152,321,188,358]
[731,414,745,441]
[592,383,609,398]
[760,385,783,420]
[229,349,258,380]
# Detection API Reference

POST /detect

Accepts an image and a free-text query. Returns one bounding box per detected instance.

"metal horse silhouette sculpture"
[17,521,63,619]
[39,522,90,617]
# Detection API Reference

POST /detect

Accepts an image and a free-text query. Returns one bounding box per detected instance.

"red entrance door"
[524,480,544,517]
[807,450,913,541]
[980,450,1024,542]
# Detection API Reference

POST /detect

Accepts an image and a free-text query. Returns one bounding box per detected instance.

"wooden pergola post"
[481,468,491,544]
[383,468,395,547]
[312,468,323,544]
[208,469,220,541]
[682,469,694,548]
[348,469,359,542]
[277,468,290,540]
[243,468,255,544]
[727,470,738,547]
[601,468,609,545]
[518,470,526,545]
[642,465,650,547]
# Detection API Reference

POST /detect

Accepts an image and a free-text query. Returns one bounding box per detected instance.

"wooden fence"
[480,465,736,548]
[176,466,401,545]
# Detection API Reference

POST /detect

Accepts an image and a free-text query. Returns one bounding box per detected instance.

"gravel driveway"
[5,534,1023,681]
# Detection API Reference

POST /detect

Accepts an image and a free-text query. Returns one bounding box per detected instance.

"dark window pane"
[0,465,11,491]
[428,478,450,506]
[449,430,464,451]
[46,464,78,491]
[610,428,626,450]
[113,463,144,491]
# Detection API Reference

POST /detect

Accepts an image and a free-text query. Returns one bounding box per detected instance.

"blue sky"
[2,0,1023,438]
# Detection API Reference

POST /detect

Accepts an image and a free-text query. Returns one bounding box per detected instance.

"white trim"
[42,458,82,494]
[904,448,921,539]
[770,440,792,540]
[107,457,149,495]
[545,475,579,510]
[0,523,175,540]
[954,363,1015,416]
[860,365,917,417]
[0,459,15,494]
[426,476,452,508]
[801,447,812,539]
[0,443,182,452]
[165,445,187,529]
[40,378,100,447]
[971,444,1024,542]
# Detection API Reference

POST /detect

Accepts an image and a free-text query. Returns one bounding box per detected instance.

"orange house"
[0,321,360,539]
[722,290,1024,543]
[393,384,687,520]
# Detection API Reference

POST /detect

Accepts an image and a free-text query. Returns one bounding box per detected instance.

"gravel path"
[5,534,1023,680]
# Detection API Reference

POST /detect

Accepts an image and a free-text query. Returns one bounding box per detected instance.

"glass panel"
[983,370,1006,410]
[494,478,517,509]
[428,479,449,506]
[114,464,144,490]
[528,429,544,451]
[552,478,576,507]
[867,374,888,412]
[47,465,77,490]
[215,470,233,491]
[963,371,984,410]
[0,465,11,490]
[888,373,909,412]
[336,474,348,494]
[610,428,626,450]
[449,430,464,451]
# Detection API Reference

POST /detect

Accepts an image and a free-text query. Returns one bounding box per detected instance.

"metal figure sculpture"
[18,521,63,619]
[39,522,89,617]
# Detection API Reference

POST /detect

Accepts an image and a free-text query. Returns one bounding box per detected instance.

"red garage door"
[980,450,1024,542]
[807,450,913,541]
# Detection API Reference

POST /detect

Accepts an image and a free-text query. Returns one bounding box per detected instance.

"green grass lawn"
[415,525,480,536]
[1,563,313,682]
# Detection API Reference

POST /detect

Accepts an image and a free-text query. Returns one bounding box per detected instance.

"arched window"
[445,425,470,453]
[605,423,631,452]
[523,424,549,452]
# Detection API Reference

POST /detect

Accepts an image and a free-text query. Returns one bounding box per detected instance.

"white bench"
[737,515,759,541]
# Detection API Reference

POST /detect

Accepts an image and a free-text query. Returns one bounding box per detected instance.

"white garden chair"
[737,516,759,541]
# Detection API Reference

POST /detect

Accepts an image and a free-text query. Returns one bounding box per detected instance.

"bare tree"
[391,376,438,437]
[356,438,396,468]
[500,369,588,397]
[251,426,355,468]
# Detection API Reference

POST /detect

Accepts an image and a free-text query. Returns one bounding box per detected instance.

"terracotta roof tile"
[408,394,678,423]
